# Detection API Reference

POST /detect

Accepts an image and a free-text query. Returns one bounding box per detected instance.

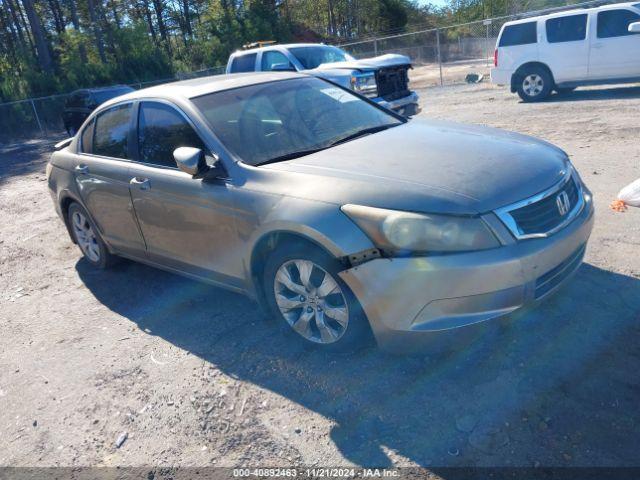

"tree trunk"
[21,0,54,74]
[87,0,107,63]
[66,0,88,63]
[7,0,34,53]
[182,0,192,37]
[142,1,158,43]
[151,0,170,50]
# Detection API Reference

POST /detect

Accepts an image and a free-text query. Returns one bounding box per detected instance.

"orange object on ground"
[610,199,628,212]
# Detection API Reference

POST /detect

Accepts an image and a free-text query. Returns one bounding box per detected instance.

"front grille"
[534,244,586,299]
[509,177,580,236]
[375,66,410,101]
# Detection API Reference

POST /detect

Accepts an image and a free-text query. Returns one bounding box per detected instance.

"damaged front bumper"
[375,91,421,117]
[338,193,594,353]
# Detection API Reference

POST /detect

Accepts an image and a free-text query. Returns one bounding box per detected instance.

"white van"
[491,2,640,101]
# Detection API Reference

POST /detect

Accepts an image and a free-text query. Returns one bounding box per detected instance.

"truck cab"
[226,43,420,117]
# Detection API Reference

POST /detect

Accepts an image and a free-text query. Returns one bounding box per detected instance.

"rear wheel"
[516,66,553,102]
[68,202,116,269]
[262,243,371,350]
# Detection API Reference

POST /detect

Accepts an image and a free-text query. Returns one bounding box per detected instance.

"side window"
[137,102,206,168]
[80,118,94,153]
[597,9,640,38]
[261,51,293,71]
[230,53,257,73]
[92,103,132,159]
[546,14,588,43]
[499,22,537,47]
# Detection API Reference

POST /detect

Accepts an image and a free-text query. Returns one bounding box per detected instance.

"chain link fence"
[0,65,226,144]
[0,0,618,145]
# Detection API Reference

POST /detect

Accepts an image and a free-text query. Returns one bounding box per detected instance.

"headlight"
[350,72,378,97]
[341,204,500,254]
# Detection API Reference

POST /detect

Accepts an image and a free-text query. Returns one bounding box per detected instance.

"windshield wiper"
[329,124,399,147]
[255,147,328,166]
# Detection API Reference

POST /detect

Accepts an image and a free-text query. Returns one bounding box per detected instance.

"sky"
[415,0,448,7]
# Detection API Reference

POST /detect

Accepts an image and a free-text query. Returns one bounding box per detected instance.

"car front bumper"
[339,191,594,353]
[374,91,421,116]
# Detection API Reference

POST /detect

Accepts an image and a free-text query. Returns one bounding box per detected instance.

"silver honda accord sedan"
[47,72,594,351]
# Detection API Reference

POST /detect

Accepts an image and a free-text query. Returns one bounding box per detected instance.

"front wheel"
[262,243,371,350]
[516,67,553,102]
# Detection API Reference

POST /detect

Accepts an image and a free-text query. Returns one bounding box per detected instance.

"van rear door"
[543,13,590,83]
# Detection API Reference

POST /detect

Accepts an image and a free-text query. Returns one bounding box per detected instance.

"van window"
[597,9,640,38]
[546,14,588,43]
[499,22,537,47]
[230,53,257,73]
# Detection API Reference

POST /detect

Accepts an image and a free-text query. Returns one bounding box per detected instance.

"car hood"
[262,119,570,215]
[314,53,411,72]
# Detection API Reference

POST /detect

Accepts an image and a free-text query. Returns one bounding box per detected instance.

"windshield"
[191,77,402,166]
[288,46,352,70]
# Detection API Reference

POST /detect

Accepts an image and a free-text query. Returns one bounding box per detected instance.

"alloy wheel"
[273,259,349,344]
[71,211,100,263]
[523,74,544,97]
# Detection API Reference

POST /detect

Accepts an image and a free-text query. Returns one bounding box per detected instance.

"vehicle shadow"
[76,259,640,468]
[542,85,640,103]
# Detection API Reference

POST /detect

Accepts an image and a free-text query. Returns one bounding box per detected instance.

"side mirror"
[174,147,206,176]
[629,22,640,34]
[271,63,296,72]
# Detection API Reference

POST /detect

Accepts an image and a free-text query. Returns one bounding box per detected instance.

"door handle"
[130,177,150,190]
[75,164,89,174]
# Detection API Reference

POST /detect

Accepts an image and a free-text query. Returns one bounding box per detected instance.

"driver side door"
[127,100,243,287]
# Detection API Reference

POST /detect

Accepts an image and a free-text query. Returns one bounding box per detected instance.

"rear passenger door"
[589,8,640,79]
[75,103,146,256]
[543,14,589,82]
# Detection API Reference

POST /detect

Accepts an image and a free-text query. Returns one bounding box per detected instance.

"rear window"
[499,22,537,47]
[92,103,132,159]
[546,14,588,43]
[230,54,257,73]
[597,9,640,38]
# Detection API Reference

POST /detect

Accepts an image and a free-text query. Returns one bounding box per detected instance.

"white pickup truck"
[491,2,640,102]
[226,43,420,116]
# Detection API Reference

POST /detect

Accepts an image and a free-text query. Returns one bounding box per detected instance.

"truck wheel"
[516,66,552,102]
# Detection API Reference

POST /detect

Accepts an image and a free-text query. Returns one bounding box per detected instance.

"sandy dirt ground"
[1,80,640,473]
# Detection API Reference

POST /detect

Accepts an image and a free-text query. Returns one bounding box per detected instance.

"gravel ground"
[1,81,639,471]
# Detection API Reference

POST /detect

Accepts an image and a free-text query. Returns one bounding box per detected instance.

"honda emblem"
[556,191,570,216]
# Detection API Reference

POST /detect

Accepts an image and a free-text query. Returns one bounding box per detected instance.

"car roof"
[231,43,332,56]
[501,1,639,25]
[99,72,305,109]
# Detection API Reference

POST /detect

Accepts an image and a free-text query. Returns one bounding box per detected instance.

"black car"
[62,85,134,135]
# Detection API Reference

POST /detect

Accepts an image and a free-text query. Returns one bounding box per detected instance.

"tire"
[556,86,576,95]
[67,202,116,269]
[516,66,553,102]
[262,242,372,351]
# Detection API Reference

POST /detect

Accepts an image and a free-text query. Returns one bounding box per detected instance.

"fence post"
[374,38,378,56]
[436,29,443,87]
[30,99,45,137]
[483,19,492,67]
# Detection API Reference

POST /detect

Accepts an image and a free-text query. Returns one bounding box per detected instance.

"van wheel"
[262,242,372,351]
[516,66,552,102]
